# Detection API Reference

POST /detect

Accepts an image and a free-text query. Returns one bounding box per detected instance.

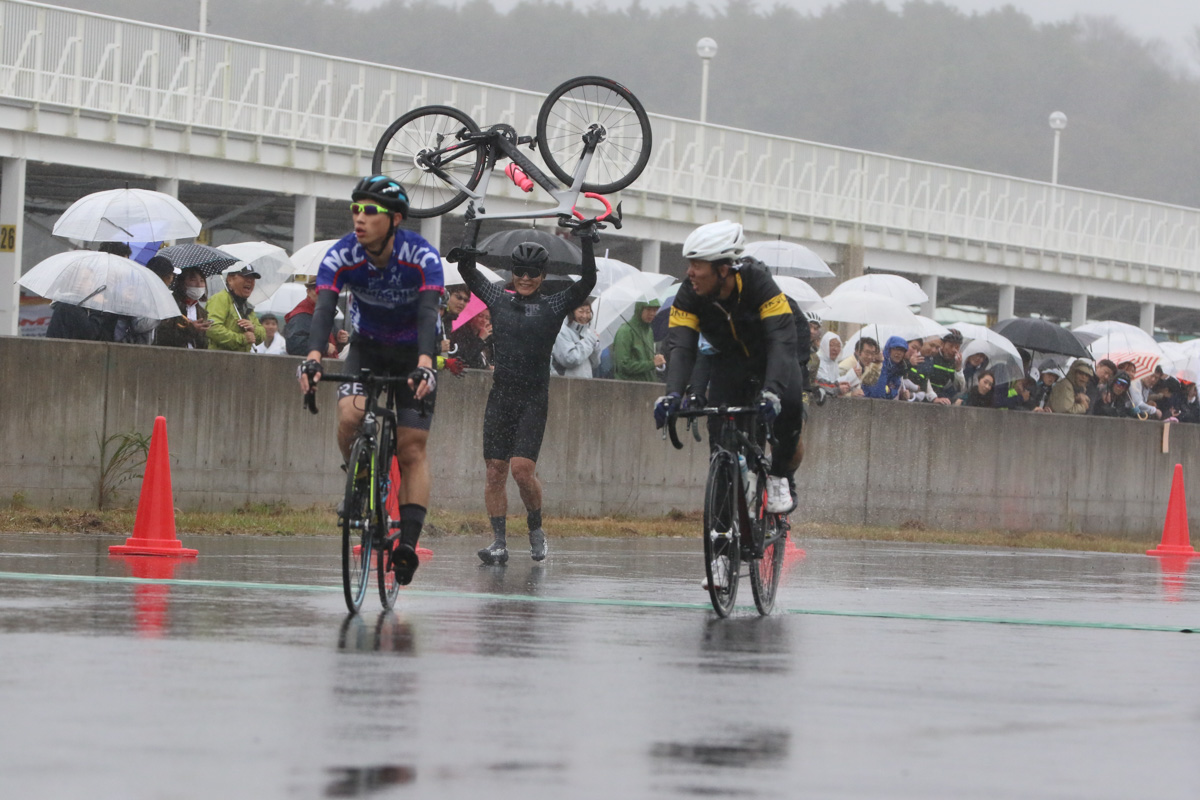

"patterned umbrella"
[157,243,240,277]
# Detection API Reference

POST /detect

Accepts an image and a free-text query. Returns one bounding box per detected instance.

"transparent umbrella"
[255,283,308,318]
[218,242,292,305]
[594,273,662,350]
[52,188,202,243]
[743,240,834,277]
[772,276,828,311]
[19,251,179,320]
[820,291,919,326]
[829,274,928,306]
[962,335,1024,385]
[289,239,340,279]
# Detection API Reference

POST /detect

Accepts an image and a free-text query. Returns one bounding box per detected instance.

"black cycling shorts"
[482,382,549,462]
[706,356,803,477]
[337,338,436,432]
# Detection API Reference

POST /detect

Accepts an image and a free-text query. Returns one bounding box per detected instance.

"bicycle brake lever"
[610,201,623,230]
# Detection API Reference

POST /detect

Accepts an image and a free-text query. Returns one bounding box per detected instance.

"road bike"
[667,405,788,617]
[306,370,413,614]
[371,75,652,222]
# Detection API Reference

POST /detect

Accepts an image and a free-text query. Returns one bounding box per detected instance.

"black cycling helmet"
[352,174,409,217]
[511,242,549,271]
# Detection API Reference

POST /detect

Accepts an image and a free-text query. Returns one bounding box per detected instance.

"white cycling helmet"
[682,220,745,262]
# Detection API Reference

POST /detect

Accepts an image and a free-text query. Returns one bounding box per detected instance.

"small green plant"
[96,430,152,510]
[9,491,28,510]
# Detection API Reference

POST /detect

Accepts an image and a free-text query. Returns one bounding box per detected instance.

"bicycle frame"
[423,124,601,222]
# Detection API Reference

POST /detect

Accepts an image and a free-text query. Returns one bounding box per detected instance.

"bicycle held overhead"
[371,75,652,226]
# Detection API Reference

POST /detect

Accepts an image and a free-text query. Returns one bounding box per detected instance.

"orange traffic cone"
[1147,464,1198,558]
[108,416,198,557]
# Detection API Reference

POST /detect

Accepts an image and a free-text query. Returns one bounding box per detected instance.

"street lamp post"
[697,37,717,123]
[1049,111,1067,185]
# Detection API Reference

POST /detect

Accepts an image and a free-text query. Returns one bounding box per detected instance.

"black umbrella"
[477,228,582,275]
[157,243,240,277]
[992,317,1091,359]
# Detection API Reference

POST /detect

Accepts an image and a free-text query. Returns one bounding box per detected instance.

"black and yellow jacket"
[664,258,797,397]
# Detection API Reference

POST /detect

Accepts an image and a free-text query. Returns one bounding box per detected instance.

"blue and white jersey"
[315,230,443,345]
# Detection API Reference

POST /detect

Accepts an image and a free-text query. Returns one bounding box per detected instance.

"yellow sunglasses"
[350,202,391,216]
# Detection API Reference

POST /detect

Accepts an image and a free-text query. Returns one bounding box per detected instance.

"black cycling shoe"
[477,540,509,565]
[529,528,547,562]
[391,543,419,586]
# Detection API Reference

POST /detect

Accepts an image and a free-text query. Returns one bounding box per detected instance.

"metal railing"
[1,0,1198,274]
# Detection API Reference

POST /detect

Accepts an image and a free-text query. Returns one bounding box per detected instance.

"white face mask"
[185,286,206,301]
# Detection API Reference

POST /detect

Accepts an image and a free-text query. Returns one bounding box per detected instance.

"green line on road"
[0,570,1194,633]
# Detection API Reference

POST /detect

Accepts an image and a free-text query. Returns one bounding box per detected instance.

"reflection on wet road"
[1,533,1198,799]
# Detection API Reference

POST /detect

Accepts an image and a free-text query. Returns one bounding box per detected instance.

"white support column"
[641,239,661,274]
[1070,293,1088,330]
[155,177,179,197]
[920,275,938,318]
[997,285,1015,322]
[420,215,442,253]
[1139,302,1156,335]
[0,157,27,336]
[292,194,316,253]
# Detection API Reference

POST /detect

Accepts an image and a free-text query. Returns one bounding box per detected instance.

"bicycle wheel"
[342,437,374,614]
[536,76,652,195]
[372,105,486,218]
[702,451,740,617]
[376,416,401,610]
[748,468,786,616]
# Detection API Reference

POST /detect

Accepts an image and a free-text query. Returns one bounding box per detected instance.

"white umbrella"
[440,258,502,287]
[594,273,662,350]
[743,240,835,278]
[1087,330,1163,360]
[945,321,993,342]
[19,251,179,320]
[218,242,292,305]
[962,336,1025,385]
[1074,320,1158,345]
[829,274,928,306]
[289,239,340,278]
[772,276,828,311]
[255,283,308,318]
[820,291,919,326]
[1158,342,1190,377]
[52,188,202,242]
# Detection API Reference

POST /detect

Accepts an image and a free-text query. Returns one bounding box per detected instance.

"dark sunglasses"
[511,267,544,279]
[350,202,391,216]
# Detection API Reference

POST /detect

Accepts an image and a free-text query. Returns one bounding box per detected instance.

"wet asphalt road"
[1,532,1199,799]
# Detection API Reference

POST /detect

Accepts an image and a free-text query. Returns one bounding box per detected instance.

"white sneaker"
[702,555,730,591]
[766,476,795,514]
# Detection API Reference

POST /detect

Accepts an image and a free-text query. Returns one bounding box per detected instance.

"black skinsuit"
[459,237,597,461]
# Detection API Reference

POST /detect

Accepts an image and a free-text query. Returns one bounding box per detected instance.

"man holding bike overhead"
[656,220,805,514]
[448,223,599,566]
[298,175,443,586]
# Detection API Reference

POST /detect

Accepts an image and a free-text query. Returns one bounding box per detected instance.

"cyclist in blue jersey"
[297,175,443,586]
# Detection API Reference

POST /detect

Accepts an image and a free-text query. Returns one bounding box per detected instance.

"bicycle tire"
[748,467,785,616]
[372,105,485,218]
[342,437,374,614]
[536,76,652,195]
[703,452,740,617]
[376,416,401,610]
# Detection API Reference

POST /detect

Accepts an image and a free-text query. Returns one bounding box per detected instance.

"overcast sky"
[351,0,1199,70]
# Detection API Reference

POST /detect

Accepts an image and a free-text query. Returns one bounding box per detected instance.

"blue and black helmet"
[352,174,409,216]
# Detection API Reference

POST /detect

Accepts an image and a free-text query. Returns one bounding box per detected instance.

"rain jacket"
[613,299,661,382]
[815,332,846,386]
[664,258,797,397]
[206,289,266,352]
[552,318,601,378]
[863,336,910,399]
[1048,361,1093,414]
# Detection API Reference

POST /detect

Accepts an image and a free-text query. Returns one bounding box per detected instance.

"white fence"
[2,0,1198,273]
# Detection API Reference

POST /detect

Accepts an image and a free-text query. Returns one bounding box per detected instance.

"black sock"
[527,509,542,533]
[398,504,426,549]
[490,516,507,545]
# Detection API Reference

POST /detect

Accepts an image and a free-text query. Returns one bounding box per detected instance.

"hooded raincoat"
[863,335,910,400]
[613,299,661,382]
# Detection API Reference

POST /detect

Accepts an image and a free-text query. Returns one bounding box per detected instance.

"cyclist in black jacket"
[656,220,804,514]
[450,228,598,565]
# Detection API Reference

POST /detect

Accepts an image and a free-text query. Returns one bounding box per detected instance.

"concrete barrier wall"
[2,336,1195,538]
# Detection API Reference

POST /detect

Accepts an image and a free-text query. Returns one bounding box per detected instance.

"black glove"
[445,246,487,264]
[408,365,437,394]
[299,359,323,382]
